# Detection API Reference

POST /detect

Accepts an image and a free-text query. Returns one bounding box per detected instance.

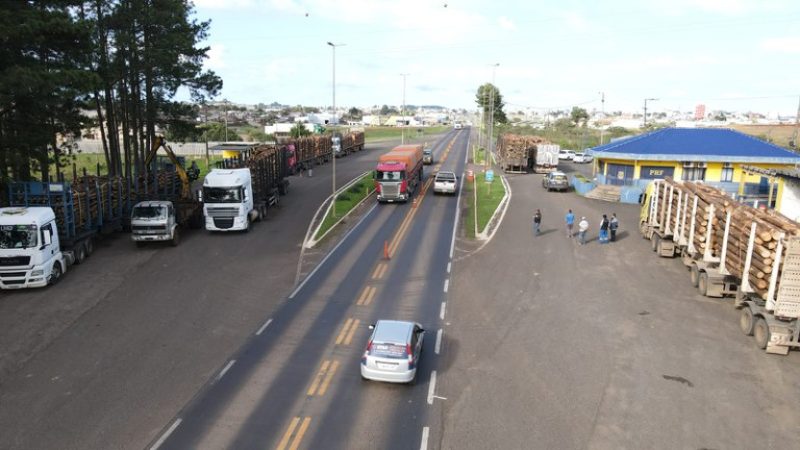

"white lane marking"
[289,203,378,299]
[435,329,443,354]
[447,262,451,273]
[443,279,449,293]
[440,302,446,320]
[449,138,467,260]
[217,360,236,380]
[420,427,430,450]
[256,318,273,336]
[149,418,182,450]
[427,370,437,405]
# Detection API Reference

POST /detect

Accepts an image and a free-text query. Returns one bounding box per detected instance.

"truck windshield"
[377,171,404,181]
[132,206,166,219]
[203,187,242,203]
[0,225,38,249]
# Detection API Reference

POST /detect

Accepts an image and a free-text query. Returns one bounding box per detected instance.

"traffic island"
[463,168,509,240]
[306,172,375,247]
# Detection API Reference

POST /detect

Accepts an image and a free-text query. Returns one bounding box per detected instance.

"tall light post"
[400,73,409,144]
[486,63,499,170]
[643,97,658,128]
[598,92,605,145]
[327,41,345,217]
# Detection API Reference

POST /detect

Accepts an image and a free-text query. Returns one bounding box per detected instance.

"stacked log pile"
[71,175,127,229]
[311,135,331,158]
[496,134,549,167]
[130,169,182,203]
[655,178,800,299]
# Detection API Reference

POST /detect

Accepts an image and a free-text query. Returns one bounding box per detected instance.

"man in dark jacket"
[599,214,610,244]
[533,209,542,236]
[609,213,619,242]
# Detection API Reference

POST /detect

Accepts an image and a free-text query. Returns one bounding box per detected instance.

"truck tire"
[753,317,770,350]
[85,238,94,256]
[690,265,700,287]
[48,262,62,285]
[739,307,755,336]
[698,272,709,296]
[75,243,87,265]
[171,229,180,247]
[651,235,660,252]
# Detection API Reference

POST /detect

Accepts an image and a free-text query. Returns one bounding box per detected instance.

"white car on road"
[572,152,593,163]
[558,150,576,161]
[433,171,458,195]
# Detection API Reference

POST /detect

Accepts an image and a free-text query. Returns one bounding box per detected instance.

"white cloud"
[205,44,226,70]
[761,37,800,53]
[194,0,256,9]
[498,16,516,31]
[562,11,589,32]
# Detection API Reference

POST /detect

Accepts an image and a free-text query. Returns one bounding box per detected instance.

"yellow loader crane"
[129,136,204,247]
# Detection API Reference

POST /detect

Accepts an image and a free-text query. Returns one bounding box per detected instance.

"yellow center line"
[344,319,360,345]
[287,417,311,450]
[316,360,339,396]
[306,360,331,396]
[371,263,386,279]
[276,417,301,450]
[375,264,388,280]
[335,319,354,345]
[362,286,376,306]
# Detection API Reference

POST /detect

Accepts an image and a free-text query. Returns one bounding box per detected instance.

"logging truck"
[640,179,800,355]
[375,144,424,203]
[202,144,290,232]
[0,177,127,289]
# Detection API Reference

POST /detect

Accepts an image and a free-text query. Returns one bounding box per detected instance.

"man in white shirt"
[578,217,589,245]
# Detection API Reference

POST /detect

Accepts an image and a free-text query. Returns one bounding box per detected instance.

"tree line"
[0,1,221,183]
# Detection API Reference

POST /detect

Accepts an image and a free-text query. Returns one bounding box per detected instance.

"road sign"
[485,169,494,183]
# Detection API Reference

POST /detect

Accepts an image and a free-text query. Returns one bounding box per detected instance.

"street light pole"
[643,97,658,128]
[598,92,605,145]
[487,63,499,170]
[401,73,409,144]
[327,41,345,217]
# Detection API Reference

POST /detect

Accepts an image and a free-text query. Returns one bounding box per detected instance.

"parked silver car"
[361,320,425,384]
[542,171,570,192]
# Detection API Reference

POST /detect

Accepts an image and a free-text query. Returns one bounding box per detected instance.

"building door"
[607,163,634,185]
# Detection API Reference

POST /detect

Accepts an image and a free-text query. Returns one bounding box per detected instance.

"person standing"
[609,213,619,242]
[578,216,589,245]
[533,209,542,236]
[565,209,575,238]
[599,214,610,244]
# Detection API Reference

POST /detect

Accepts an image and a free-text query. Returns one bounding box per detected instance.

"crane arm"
[145,135,192,199]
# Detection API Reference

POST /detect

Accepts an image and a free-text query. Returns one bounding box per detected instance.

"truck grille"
[0,272,27,278]
[132,225,167,231]
[0,256,31,267]
[380,183,400,198]
[213,218,234,229]
[206,207,239,218]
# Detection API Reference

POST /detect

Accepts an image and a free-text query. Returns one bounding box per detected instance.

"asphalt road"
[0,131,448,450]
[152,129,469,449]
[440,157,800,449]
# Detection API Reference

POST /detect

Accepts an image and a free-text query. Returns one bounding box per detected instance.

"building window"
[683,167,706,181]
[720,163,734,182]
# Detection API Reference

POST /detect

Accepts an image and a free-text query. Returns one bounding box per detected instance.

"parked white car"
[572,152,593,163]
[558,150,576,161]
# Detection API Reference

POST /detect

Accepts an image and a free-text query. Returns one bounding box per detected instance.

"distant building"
[695,104,706,121]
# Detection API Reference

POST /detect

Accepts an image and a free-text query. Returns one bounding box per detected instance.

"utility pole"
[643,98,658,128]
[327,41,345,217]
[487,63,499,170]
[401,73,409,144]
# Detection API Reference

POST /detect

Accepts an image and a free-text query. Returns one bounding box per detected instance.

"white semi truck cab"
[0,207,70,289]
[202,168,256,231]
[130,201,180,246]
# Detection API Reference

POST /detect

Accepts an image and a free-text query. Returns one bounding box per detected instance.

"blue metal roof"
[591,128,800,163]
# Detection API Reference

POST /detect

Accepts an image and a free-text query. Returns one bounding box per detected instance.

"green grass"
[475,175,505,234]
[463,179,476,239]
[315,173,374,240]
[54,153,221,180]
[364,126,449,143]
[473,146,486,165]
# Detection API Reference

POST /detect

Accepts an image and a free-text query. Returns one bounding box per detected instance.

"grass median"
[465,174,506,237]
[315,172,374,240]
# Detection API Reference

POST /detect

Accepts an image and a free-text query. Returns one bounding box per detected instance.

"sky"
[192,0,800,116]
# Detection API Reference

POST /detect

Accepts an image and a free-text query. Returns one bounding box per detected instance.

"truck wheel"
[690,265,700,287]
[651,235,660,252]
[85,238,94,256]
[171,229,180,247]
[48,262,62,285]
[75,243,87,265]
[753,317,770,350]
[739,307,755,336]
[698,272,709,296]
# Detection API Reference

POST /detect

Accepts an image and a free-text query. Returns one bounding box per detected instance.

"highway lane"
[153,129,468,449]
[0,136,440,450]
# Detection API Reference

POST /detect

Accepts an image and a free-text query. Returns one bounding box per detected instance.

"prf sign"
[640,166,674,179]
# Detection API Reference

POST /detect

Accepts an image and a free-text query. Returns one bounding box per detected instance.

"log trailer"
[641,179,800,355]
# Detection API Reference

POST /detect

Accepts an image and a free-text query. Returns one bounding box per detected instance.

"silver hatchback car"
[361,320,425,384]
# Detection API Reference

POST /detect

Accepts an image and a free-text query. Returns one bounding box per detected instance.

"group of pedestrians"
[533,209,620,245]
